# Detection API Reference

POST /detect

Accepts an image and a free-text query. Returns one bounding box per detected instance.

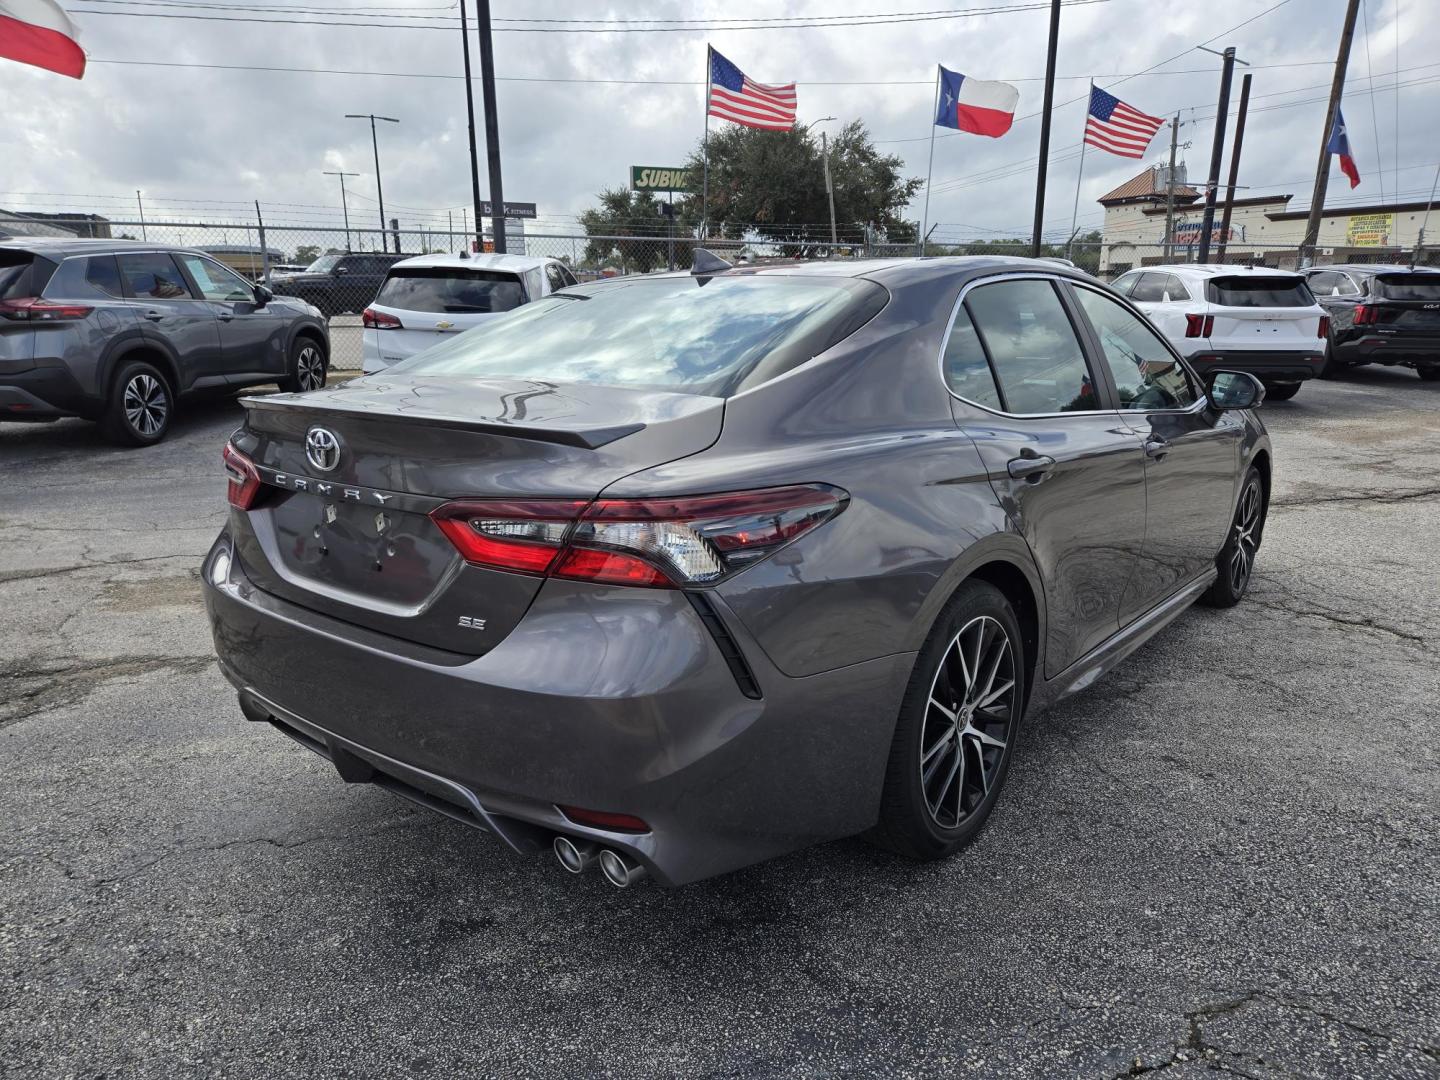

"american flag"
[1084,86,1165,159]
[707,47,796,131]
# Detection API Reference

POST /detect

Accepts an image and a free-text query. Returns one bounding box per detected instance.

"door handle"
[1007,454,1056,481]
[143,310,163,321]
[217,312,234,322]
[1144,436,1170,460]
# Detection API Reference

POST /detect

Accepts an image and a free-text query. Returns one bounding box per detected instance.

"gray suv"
[1,239,329,445]
[205,255,1270,887]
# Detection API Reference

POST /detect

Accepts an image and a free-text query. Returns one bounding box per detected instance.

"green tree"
[682,120,921,255]
[579,189,690,274]
[293,244,321,265]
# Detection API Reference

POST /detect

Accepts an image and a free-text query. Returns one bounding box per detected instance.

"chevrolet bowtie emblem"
[435,320,454,330]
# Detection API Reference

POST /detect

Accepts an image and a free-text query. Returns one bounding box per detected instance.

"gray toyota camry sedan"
[203,254,1270,888]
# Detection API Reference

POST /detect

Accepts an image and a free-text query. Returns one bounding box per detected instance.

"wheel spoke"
[951,633,973,692]
[974,677,1015,711]
[932,747,962,816]
[928,697,958,723]
[964,724,1007,751]
[922,737,954,788]
[922,722,956,765]
[972,634,1009,707]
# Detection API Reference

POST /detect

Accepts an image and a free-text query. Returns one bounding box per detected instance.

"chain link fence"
[6,214,1438,370]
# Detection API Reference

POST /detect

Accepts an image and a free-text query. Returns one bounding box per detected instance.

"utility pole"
[135,190,147,241]
[475,0,506,254]
[1215,73,1252,263]
[1300,0,1361,264]
[822,130,838,246]
[1196,45,1246,264]
[458,0,484,253]
[323,170,359,252]
[1030,0,1063,257]
[1164,115,1180,261]
[346,113,399,252]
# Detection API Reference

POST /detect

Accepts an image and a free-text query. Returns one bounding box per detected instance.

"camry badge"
[305,426,342,473]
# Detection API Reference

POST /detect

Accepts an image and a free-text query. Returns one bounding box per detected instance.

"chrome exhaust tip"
[553,835,599,874]
[598,848,647,888]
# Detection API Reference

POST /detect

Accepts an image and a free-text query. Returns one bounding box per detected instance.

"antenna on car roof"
[691,248,733,276]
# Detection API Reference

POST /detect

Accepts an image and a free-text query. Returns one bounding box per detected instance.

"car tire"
[1416,366,1440,382]
[279,336,328,393]
[872,580,1026,861]
[1199,467,1265,609]
[100,359,173,446]
[1320,342,1342,378]
[1264,382,1301,401]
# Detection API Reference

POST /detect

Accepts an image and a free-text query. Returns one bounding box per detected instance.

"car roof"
[597,255,1098,289]
[1126,264,1303,280]
[386,252,554,273]
[0,237,201,257]
[1305,263,1440,275]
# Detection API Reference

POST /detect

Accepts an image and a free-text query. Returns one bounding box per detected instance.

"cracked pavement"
[2,372,1437,1078]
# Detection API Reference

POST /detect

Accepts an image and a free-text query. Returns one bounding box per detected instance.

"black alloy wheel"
[1201,467,1265,608]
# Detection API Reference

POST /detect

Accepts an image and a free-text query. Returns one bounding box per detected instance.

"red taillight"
[1354,304,1377,325]
[223,443,263,510]
[0,297,93,321]
[429,484,847,588]
[362,307,402,329]
[1184,313,1214,338]
[558,805,651,833]
[1318,315,1331,339]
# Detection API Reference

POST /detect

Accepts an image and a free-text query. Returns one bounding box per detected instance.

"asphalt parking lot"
[1,370,1436,1079]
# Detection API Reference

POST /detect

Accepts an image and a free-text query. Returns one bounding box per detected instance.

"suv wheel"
[101,360,173,446]
[1416,366,1440,382]
[1264,382,1301,401]
[872,581,1025,861]
[1200,467,1265,608]
[280,338,327,393]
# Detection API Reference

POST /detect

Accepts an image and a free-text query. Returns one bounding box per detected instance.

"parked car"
[1,238,329,445]
[1299,263,1440,381]
[361,252,578,374]
[1111,264,1327,401]
[205,254,1270,888]
[268,251,406,318]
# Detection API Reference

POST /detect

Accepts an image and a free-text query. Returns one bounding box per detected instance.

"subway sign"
[630,166,697,192]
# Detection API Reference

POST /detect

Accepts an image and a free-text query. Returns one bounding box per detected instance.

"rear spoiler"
[241,393,644,450]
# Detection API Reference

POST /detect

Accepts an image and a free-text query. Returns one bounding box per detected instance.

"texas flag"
[1326,107,1361,188]
[0,0,85,79]
[935,66,1019,138]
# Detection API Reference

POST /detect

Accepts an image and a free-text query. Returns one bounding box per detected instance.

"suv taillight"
[1184,313,1214,338]
[0,297,94,321]
[430,485,848,589]
[362,307,402,329]
[1318,315,1331,338]
[1353,304,1377,325]
[223,443,263,510]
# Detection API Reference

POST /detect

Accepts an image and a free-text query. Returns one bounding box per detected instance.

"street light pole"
[323,170,360,252]
[801,116,838,249]
[475,0,506,253]
[458,0,484,253]
[345,113,399,252]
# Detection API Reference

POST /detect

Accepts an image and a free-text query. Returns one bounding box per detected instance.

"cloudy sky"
[0,0,1432,244]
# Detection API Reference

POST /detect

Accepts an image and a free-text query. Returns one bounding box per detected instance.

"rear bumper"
[1184,350,1325,383]
[202,533,912,886]
[1333,333,1440,367]
[0,365,93,420]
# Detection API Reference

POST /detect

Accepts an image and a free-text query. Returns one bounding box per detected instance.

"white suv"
[1111,264,1327,401]
[361,252,578,374]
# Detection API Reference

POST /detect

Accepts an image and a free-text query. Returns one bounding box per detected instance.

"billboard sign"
[1169,221,1241,245]
[630,166,697,192]
[479,201,537,220]
[1345,212,1393,248]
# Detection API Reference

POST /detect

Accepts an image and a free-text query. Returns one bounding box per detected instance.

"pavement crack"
[1273,486,1440,509]
[1243,594,1429,648]
[0,552,209,586]
[0,653,216,728]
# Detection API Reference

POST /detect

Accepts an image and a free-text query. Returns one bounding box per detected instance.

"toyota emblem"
[305,426,342,472]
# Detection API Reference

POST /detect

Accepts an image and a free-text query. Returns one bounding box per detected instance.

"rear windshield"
[1374,274,1440,301]
[394,275,884,396]
[375,268,525,314]
[1206,276,1313,307]
[0,251,36,300]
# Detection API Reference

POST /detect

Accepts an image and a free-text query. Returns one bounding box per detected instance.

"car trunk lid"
[227,375,724,654]
[1363,274,1440,333]
[1203,275,1322,350]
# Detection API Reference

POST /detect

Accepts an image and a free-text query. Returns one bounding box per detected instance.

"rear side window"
[1128,273,1168,303]
[965,279,1096,414]
[941,305,1002,409]
[544,263,570,294]
[0,251,39,300]
[1162,275,1190,302]
[1206,276,1313,307]
[397,275,884,397]
[374,269,525,314]
[1374,275,1440,301]
[118,252,192,299]
[1307,270,1359,297]
[43,255,124,300]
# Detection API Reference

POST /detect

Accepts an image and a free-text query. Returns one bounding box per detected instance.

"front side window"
[305,254,343,273]
[1073,287,1196,411]
[965,279,1096,414]
[396,275,881,397]
[1110,272,1140,297]
[373,269,524,314]
[177,255,255,302]
[118,252,191,300]
[941,304,1002,409]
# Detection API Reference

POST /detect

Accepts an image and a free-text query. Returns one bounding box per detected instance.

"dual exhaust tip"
[553,835,647,888]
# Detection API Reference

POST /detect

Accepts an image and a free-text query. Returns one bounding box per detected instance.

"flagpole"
[920,64,940,256]
[702,45,712,241]
[1067,81,1092,259]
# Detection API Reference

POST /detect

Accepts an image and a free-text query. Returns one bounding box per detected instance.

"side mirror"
[1207,370,1265,411]
[333,266,349,275]
[253,284,273,306]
